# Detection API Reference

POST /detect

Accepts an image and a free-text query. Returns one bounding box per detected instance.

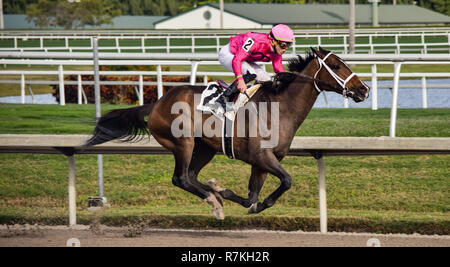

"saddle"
[196,73,262,159]
[219,72,257,103]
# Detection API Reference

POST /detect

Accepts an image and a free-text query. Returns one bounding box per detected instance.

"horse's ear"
[310,47,318,56]
[319,46,330,54]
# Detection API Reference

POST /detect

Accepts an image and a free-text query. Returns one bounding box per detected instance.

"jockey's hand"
[237,79,247,94]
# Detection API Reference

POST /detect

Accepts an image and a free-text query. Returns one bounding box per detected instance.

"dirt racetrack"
[0,225,449,247]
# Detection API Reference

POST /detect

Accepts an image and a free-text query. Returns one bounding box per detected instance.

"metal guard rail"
[0,134,449,232]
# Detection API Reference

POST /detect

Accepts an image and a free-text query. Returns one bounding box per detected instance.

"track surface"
[0,225,449,247]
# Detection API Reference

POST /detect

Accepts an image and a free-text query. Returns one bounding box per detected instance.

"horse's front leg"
[248,151,292,214]
[247,166,268,213]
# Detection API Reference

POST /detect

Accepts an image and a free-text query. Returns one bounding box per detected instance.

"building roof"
[205,3,450,25]
[4,15,168,29]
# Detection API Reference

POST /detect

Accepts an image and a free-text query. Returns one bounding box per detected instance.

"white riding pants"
[218,44,272,82]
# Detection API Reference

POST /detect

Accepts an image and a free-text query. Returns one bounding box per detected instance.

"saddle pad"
[223,83,262,120]
[196,82,226,119]
[197,82,262,159]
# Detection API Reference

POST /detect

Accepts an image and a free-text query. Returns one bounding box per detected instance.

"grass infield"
[0,104,448,234]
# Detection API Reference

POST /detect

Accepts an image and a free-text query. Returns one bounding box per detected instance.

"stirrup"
[222,72,257,98]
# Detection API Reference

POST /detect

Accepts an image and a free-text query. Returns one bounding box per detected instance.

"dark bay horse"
[85,47,370,219]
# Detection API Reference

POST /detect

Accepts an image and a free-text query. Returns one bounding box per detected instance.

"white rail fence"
[1,69,448,110]
[1,134,449,231]
[0,52,449,137]
[0,31,449,54]
[2,27,449,36]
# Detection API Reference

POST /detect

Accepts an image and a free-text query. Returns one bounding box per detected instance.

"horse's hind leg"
[167,137,224,220]
[187,140,225,217]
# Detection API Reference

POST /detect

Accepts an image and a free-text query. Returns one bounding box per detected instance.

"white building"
[155,4,270,29]
[154,3,450,30]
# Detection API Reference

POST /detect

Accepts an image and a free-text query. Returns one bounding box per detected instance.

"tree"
[26,0,122,29]
[10,0,449,17]
[3,0,33,14]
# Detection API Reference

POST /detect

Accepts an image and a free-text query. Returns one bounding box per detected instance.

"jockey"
[218,24,295,98]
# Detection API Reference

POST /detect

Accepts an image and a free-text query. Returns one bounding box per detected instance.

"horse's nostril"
[359,86,369,94]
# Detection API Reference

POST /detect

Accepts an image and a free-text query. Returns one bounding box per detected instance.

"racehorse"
[85,47,370,220]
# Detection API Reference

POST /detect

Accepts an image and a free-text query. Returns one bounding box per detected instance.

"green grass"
[0,104,448,234]
[0,104,129,134]
[0,104,448,137]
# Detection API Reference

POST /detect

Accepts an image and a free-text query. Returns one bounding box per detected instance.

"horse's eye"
[330,64,340,70]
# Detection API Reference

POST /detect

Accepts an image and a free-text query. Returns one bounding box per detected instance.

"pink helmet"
[270,24,295,43]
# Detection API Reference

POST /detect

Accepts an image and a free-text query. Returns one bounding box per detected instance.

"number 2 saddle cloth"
[196,80,261,159]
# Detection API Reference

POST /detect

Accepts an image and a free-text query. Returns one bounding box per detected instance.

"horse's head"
[311,47,370,103]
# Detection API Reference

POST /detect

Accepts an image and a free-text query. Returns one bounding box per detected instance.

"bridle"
[312,52,357,98]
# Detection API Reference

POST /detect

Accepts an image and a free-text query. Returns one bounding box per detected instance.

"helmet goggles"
[269,30,293,49]
[277,40,292,49]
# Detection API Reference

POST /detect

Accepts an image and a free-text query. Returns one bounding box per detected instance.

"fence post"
[421,76,427,109]
[395,35,400,54]
[390,62,402,138]
[166,36,170,53]
[139,74,144,106]
[190,61,200,85]
[68,155,76,226]
[27,85,35,104]
[58,65,65,106]
[421,33,426,54]
[343,35,348,54]
[371,64,378,110]
[93,36,104,199]
[318,156,327,233]
[157,64,163,99]
[77,75,82,105]
[115,37,120,53]
[448,33,450,54]
[344,97,349,108]
[216,37,220,53]
[20,74,25,104]
[322,92,329,108]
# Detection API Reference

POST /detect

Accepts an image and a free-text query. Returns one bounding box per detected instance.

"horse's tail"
[84,103,155,147]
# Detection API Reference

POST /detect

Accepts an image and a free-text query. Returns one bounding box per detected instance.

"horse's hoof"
[205,193,225,220]
[206,178,225,192]
[248,202,261,214]
[212,207,225,220]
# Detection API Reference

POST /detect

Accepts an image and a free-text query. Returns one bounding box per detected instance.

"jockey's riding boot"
[223,72,257,102]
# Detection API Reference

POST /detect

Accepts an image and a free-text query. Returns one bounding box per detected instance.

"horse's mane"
[264,50,316,94]
[257,50,318,96]
[287,50,316,72]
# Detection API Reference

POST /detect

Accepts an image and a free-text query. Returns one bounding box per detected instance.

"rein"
[295,73,341,92]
